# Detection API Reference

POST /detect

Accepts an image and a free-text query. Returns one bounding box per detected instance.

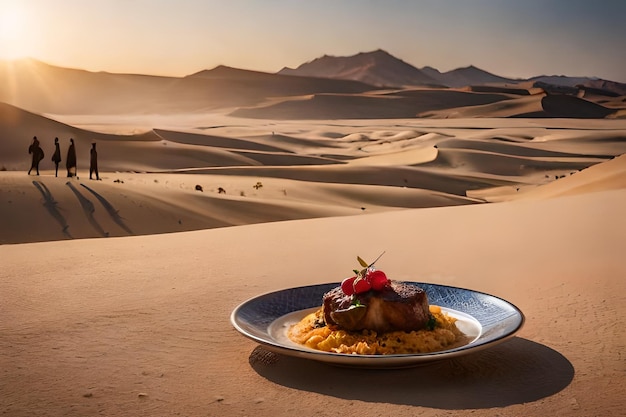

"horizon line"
[0,53,619,85]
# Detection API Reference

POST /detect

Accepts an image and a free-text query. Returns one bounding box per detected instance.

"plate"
[231,282,524,368]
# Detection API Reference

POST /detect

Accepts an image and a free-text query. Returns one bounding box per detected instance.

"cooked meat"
[322,281,430,333]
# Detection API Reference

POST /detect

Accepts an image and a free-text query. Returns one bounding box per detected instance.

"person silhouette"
[89,142,100,180]
[51,137,62,177]
[28,136,44,175]
[66,138,77,178]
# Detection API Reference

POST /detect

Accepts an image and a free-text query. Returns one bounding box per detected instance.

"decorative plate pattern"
[231,282,524,367]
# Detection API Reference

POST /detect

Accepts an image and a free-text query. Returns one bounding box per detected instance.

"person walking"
[51,137,62,177]
[89,142,100,180]
[28,136,44,175]
[66,138,77,178]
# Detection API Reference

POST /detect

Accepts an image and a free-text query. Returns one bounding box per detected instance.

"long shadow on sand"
[80,183,133,235]
[66,181,108,237]
[32,181,72,239]
[249,337,574,409]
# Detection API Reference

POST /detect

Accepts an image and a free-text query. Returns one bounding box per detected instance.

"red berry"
[341,276,357,295]
[353,277,372,294]
[369,270,389,291]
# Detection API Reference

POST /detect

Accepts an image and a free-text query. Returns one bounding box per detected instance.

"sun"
[0,4,29,59]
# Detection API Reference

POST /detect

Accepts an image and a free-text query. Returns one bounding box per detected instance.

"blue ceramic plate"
[231,282,524,368]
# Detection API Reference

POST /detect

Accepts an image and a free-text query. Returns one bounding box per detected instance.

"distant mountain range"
[0,58,377,115]
[279,49,626,95]
[279,49,515,88]
[0,51,624,119]
[279,49,444,87]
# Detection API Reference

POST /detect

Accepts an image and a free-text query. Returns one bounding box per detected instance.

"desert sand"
[2,80,626,415]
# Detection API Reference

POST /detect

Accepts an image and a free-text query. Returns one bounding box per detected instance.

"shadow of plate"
[249,337,573,409]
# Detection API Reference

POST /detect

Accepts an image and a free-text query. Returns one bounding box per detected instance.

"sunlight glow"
[0,1,623,83]
[0,4,29,59]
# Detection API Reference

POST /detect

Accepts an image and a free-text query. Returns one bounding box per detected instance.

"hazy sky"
[1,0,625,82]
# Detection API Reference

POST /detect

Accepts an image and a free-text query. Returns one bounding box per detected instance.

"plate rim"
[230,281,525,365]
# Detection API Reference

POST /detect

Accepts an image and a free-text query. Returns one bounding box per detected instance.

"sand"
[1,184,624,416]
[1,98,626,414]
[3,109,626,244]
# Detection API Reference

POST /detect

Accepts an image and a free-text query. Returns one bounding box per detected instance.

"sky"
[1,0,625,82]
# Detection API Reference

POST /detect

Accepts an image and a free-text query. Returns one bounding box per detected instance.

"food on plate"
[288,254,469,355]
[323,280,430,333]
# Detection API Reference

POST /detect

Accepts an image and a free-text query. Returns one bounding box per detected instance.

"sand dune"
[0,170,482,244]
[1,100,626,416]
[541,94,616,118]
[513,153,626,200]
[0,102,162,170]
[420,94,545,118]
[467,153,626,202]
[231,89,626,120]
[3,58,625,121]
[2,53,626,416]
[231,89,518,120]
[1,184,624,416]
[2,108,625,244]
[0,59,381,115]
[0,172,338,244]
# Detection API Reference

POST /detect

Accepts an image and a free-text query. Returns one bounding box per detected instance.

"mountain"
[0,59,379,115]
[186,64,381,96]
[1,55,624,121]
[279,50,625,96]
[278,50,518,88]
[278,49,442,88]
[422,65,517,88]
[0,58,179,114]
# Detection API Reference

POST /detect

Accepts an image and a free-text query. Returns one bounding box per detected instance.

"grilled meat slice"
[322,281,430,333]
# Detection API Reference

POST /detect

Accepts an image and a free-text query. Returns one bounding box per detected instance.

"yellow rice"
[288,305,468,355]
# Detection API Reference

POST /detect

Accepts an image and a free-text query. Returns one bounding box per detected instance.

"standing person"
[89,142,100,180]
[66,138,77,178]
[28,136,44,175]
[51,137,62,177]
